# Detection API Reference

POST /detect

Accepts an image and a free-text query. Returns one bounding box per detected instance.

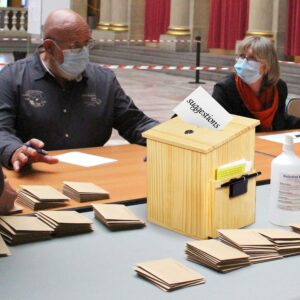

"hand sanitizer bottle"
[269,135,300,226]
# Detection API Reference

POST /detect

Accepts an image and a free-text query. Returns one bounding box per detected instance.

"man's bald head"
[43,9,89,44]
[41,9,91,82]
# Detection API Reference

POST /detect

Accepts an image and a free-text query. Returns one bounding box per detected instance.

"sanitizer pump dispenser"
[269,135,300,226]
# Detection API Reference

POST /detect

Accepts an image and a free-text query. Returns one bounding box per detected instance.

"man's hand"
[11,138,59,172]
[0,178,17,214]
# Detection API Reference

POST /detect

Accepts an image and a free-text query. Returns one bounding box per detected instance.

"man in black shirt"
[0,9,158,172]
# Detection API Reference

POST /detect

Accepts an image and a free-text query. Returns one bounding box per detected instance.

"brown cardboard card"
[19,185,69,201]
[187,239,249,261]
[0,218,17,236]
[17,185,69,210]
[36,211,93,236]
[17,195,66,210]
[135,258,205,291]
[0,216,55,232]
[63,181,110,202]
[255,228,300,241]
[218,229,275,246]
[5,204,23,215]
[218,229,281,263]
[93,204,141,221]
[186,239,250,272]
[37,211,92,224]
[255,228,300,256]
[290,224,300,234]
[0,234,11,256]
[93,204,145,230]
[0,204,24,216]
[0,216,54,245]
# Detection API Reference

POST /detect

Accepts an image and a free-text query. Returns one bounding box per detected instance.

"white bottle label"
[277,173,300,211]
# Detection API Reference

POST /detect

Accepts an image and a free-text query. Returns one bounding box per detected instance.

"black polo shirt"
[0,49,158,167]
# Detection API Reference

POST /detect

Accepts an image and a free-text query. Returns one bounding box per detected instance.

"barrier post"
[190,36,205,84]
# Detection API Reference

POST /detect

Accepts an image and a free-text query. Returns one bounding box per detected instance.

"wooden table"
[253,152,273,185]
[255,131,300,157]
[4,144,147,215]
[3,139,278,215]
[254,131,300,184]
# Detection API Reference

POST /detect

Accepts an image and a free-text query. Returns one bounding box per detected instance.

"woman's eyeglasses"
[236,54,262,63]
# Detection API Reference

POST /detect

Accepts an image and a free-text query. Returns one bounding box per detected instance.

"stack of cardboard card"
[218,229,282,263]
[62,181,110,202]
[36,211,93,236]
[0,235,11,257]
[290,224,300,234]
[0,215,54,245]
[185,239,251,273]
[255,228,300,257]
[93,204,145,230]
[17,185,69,210]
[134,258,205,292]
[4,204,23,215]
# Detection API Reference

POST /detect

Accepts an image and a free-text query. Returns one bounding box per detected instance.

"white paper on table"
[258,131,300,144]
[54,151,117,167]
[173,86,233,130]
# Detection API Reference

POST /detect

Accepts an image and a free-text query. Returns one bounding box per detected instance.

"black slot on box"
[229,177,248,198]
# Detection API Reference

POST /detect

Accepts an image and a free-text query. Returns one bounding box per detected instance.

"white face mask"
[234,58,262,84]
[58,46,89,80]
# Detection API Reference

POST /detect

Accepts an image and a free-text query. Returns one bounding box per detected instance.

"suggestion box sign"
[173,86,233,130]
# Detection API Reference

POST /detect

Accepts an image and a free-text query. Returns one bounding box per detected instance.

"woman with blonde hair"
[212,36,300,131]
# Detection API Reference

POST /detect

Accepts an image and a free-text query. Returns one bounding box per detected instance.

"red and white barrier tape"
[1,61,300,71]
[0,37,29,41]
[279,60,300,65]
[0,62,230,71]
[98,39,200,43]
[0,37,199,43]
[101,64,231,71]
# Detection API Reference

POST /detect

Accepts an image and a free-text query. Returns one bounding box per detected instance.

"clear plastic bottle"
[269,135,300,226]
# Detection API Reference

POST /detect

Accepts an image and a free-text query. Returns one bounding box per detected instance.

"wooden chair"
[287,98,300,118]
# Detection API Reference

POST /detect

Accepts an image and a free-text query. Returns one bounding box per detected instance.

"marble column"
[247,0,274,38]
[128,0,145,44]
[93,0,129,43]
[70,0,87,21]
[167,0,190,36]
[272,0,287,59]
[160,0,191,52]
[110,0,129,32]
[97,0,111,30]
[190,0,210,52]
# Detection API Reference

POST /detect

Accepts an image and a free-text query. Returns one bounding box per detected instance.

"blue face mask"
[234,58,262,84]
[59,46,89,79]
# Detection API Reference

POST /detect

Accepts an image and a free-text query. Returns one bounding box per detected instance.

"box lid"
[143,116,260,154]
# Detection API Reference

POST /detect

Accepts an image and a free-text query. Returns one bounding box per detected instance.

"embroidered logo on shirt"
[23,90,47,108]
[82,94,102,107]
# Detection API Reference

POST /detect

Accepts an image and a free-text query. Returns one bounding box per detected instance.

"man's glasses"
[48,37,96,53]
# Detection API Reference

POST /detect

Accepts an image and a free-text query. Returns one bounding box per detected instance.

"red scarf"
[235,75,279,131]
